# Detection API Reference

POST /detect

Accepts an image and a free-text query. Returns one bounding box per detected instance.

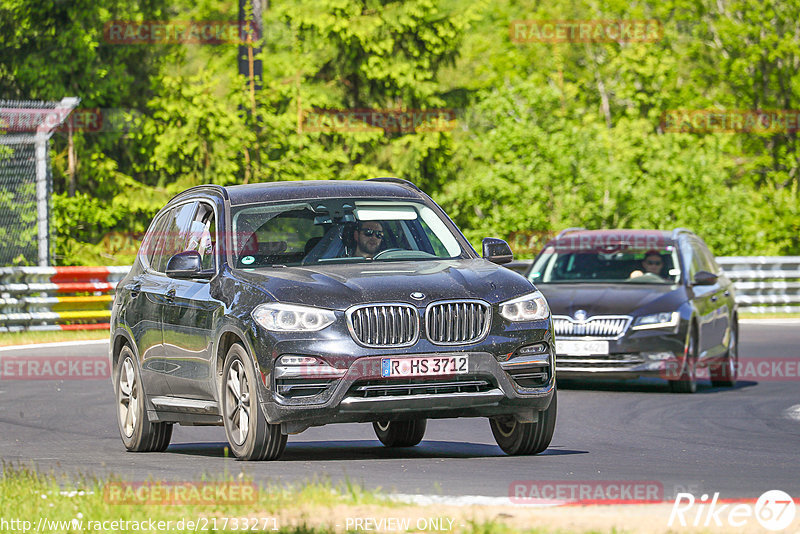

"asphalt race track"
[1,322,798,501]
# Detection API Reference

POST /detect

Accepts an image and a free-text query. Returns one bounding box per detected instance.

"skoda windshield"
[529,242,681,285]
[230,199,466,268]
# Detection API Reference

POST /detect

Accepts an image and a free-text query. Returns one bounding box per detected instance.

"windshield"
[529,244,681,285]
[229,199,465,268]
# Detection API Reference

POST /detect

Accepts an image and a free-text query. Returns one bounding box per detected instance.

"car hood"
[537,283,686,317]
[233,259,534,311]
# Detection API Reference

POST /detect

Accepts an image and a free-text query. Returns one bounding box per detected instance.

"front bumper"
[555,328,686,380]
[261,351,554,434]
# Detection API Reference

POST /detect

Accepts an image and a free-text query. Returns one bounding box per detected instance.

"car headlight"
[500,291,550,322]
[252,303,336,332]
[632,311,679,330]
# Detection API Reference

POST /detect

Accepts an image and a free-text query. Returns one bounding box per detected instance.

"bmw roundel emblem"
[410,292,425,300]
[574,309,588,321]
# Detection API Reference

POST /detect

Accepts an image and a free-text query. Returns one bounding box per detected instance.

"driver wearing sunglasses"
[353,221,385,259]
[630,250,668,280]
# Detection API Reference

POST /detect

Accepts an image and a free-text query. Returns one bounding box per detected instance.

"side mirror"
[692,270,718,286]
[482,237,513,265]
[166,251,213,280]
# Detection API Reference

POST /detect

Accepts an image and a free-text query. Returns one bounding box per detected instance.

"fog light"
[279,355,320,366]
[645,351,674,361]
[275,355,346,379]
[519,343,548,355]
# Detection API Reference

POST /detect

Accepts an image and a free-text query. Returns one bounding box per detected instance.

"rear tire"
[222,343,287,460]
[711,317,738,388]
[490,389,557,455]
[115,345,172,452]
[372,419,427,447]
[670,325,698,393]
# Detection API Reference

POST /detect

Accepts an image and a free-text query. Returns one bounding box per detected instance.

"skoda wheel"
[670,325,698,393]
[711,317,738,388]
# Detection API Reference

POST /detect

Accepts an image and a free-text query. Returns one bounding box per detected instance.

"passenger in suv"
[111,179,556,460]
[527,228,738,393]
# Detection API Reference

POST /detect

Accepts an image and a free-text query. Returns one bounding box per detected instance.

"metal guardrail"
[0,257,797,332]
[0,266,128,332]
[506,257,800,314]
[716,256,800,313]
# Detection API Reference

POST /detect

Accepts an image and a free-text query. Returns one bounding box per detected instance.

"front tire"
[490,389,557,455]
[115,345,172,452]
[711,317,738,387]
[372,419,426,447]
[670,325,698,393]
[221,343,287,461]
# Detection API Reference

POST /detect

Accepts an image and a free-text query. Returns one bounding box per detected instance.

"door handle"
[711,295,718,302]
[724,290,730,297]
[165,288,176,303]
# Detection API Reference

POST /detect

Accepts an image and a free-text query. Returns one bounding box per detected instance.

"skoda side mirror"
[482,237,513,265]
[692,270,718,286]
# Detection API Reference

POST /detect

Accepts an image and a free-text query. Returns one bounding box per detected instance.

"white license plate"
[555,340,609,356]
[381,356,468,377]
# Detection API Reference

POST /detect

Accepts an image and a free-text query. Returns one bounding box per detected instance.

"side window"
[686,238,713,280]
[186,203,217,271]
[158,202,199,272]
[697,240,720,275]
[141,209,171,272]
[679,238,697,281]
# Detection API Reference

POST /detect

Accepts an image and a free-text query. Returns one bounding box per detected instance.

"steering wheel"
[371,248,404,260]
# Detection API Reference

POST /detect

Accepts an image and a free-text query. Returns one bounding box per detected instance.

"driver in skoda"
[629,250,667,280]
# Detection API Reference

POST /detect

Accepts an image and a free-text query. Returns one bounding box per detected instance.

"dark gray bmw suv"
[110,179,556,460]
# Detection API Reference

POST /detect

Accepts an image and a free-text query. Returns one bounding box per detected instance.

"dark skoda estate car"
[527,228,738,393]
[111,179,556,460]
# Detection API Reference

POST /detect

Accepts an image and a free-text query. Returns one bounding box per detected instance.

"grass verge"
[0,464,629,534]
[0,329,109,347]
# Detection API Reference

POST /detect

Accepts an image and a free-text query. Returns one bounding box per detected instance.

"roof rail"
[671,227,693,240]
[367,177,422,192]
[556,227,586,239]
[169,184,229,202]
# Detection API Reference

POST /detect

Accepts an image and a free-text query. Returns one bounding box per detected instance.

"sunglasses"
[360,228,384,239]
[645,259,663,265]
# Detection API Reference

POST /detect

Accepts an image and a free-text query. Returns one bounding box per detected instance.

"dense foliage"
[1,0,798,264]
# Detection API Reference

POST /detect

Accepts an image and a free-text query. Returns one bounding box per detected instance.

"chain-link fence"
[0,98,78,266]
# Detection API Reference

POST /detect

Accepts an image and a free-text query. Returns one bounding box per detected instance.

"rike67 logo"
[669,490,796,531]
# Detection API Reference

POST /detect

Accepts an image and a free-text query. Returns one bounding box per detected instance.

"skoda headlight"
[632,311,679,330]
[252,303,336,332]
[500,291,550,322]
